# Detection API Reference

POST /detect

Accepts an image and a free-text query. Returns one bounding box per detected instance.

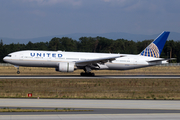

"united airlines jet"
[3,31,173,76]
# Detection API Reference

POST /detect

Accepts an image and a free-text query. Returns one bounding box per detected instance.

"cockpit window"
[7,55,11,57]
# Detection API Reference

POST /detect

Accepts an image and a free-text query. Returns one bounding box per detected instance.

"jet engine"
[55,62,75,72]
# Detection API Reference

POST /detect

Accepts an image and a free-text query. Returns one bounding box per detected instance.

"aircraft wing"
[147,58,176,63]
[76,55,125,65]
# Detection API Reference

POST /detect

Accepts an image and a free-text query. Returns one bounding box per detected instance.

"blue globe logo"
[140,43,159,58]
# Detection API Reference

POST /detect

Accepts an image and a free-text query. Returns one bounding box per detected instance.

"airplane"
[3,31,174,76]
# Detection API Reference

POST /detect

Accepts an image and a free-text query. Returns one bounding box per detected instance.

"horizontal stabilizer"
[147,58,176,63]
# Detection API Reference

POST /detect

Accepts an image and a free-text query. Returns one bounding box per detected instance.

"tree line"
[0,36,179,63]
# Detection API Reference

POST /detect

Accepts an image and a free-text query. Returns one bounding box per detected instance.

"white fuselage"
[3,50,167,71]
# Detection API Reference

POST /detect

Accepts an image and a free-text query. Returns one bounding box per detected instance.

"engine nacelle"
[56,62,75,72]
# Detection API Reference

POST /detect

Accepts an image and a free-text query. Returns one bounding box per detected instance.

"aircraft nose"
[3,57,7,62]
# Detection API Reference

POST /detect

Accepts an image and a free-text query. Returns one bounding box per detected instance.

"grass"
[0,78,180,100]
[0,66,180,75]
[0,66,180,99]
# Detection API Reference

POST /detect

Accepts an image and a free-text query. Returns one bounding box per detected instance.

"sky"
[0,0,180,39]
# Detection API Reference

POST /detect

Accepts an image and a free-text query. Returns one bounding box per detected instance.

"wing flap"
[76,55,125,65]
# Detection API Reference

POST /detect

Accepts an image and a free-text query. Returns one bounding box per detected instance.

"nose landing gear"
[17,68,20,74]
[14,66,20,74]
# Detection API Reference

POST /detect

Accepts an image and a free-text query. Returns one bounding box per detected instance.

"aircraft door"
[19,54,23,60]
[133,58,138,65]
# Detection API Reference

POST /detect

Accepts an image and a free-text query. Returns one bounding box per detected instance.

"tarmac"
[0,99,180,119]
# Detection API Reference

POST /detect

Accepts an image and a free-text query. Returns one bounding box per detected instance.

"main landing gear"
[80,72,95,76]
[80,66,95,76]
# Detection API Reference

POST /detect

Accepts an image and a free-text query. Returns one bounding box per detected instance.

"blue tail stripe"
[153,31,170,55]
[140,31,170,58]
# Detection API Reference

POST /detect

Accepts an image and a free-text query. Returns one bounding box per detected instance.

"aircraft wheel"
[80,72,84,76]
[80,72,95,76]
[91,73,95,76]
[17,71,20,74]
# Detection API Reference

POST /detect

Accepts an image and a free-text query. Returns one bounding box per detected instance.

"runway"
[1,99,180,110]
[0,99,180,119]
[1,114,180,120]
[0,75,180,79]
[1,107,180,115]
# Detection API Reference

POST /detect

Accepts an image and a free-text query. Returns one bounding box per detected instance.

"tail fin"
[140,31,170,58]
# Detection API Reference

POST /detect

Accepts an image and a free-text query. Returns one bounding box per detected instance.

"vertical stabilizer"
[140,31,170,58]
